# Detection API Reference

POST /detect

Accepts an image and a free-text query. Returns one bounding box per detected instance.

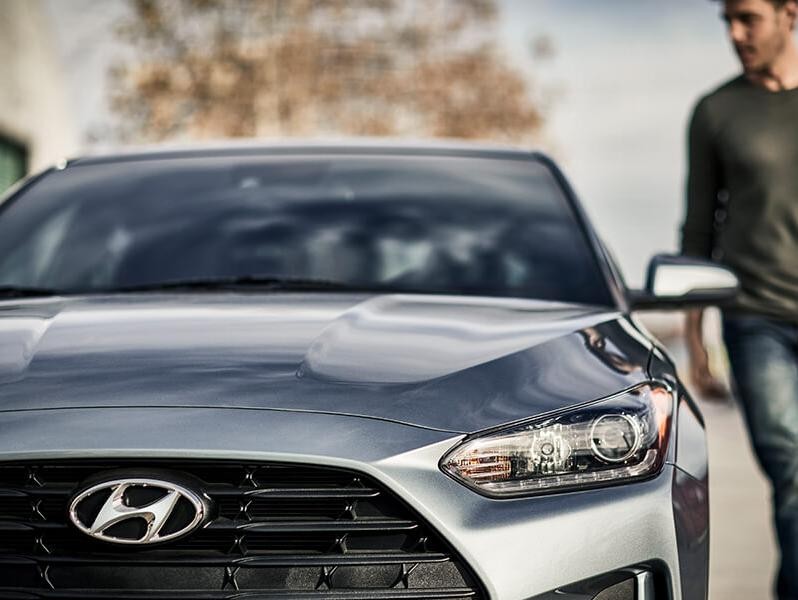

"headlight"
[440,382,673,497]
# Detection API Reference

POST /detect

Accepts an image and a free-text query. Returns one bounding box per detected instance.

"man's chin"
[740,60,766,75]
[735,49,757,69]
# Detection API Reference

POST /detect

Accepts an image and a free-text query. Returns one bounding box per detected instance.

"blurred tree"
[110,0,547,143]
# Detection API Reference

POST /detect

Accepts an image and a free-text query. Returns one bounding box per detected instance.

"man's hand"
[685,308,729,401]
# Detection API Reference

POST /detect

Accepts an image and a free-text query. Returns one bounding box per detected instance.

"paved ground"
[701,397,776,599]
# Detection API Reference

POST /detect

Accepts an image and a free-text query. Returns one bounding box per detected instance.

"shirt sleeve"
[680,97,721,259]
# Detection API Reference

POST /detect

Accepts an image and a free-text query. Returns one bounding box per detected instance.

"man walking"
[682,0,798,597]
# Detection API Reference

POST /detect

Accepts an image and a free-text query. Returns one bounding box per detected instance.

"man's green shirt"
[681,75,798,322]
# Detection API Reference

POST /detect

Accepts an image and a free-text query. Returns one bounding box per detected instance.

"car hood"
[0,293,651,433]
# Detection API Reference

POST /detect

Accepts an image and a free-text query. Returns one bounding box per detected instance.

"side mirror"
[629,253,739,310]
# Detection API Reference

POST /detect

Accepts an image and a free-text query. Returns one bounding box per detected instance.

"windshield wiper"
[0,286,62,299]
[103,276,402,294]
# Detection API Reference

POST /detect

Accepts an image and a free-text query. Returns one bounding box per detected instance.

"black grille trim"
[0,589,478,599]
[0,460,484,599]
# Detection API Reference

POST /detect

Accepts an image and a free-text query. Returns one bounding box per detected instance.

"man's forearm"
[685,308,705,349]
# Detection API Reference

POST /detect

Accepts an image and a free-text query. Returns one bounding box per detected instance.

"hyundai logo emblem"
[68,475,207,545]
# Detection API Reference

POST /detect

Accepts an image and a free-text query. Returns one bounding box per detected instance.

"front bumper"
[0,406,706,599]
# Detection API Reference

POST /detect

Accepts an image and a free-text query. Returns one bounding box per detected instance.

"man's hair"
[713,0,793,5]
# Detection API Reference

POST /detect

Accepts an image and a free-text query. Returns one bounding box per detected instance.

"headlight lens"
[440,382,673,497]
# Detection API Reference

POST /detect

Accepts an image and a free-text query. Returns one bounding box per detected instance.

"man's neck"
[748,41,798,91]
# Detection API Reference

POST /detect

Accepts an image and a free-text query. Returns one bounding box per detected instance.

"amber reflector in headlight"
[441,382,673,497]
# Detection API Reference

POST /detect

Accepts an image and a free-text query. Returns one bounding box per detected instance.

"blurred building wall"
[0,0,78,183]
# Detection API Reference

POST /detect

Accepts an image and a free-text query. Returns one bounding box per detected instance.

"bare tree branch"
[108,0,548,143]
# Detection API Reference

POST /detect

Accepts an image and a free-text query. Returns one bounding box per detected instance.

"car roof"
[65,138,545,168]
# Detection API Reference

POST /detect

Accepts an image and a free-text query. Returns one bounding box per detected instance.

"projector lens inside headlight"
[441,382,673,497]
[591,414,641,462]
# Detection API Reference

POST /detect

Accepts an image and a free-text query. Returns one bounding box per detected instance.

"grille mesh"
[0,460,482,599]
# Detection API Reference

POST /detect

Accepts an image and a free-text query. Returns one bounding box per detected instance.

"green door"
[0,138,27,192]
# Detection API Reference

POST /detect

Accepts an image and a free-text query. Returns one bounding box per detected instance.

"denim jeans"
[723,314,798,600]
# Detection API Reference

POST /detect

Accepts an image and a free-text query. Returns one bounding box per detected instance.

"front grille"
[0,460,482,599]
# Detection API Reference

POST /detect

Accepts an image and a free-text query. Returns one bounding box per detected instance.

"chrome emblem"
[68,477,206,545]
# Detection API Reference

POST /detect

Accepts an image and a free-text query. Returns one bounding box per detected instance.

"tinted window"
[0,154,613,306]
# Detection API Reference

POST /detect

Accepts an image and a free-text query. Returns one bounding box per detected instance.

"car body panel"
[0,405,685,599]
[0,293,651,433]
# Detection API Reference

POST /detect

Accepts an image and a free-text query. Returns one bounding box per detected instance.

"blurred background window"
[0,137,27,193]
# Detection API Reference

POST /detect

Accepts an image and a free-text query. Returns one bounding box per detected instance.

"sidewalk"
[702,396,776,599]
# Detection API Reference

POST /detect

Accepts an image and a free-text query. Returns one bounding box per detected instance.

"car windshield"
[0,153,613,306]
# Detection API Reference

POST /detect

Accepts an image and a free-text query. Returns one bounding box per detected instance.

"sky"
[499,0,740,286]
[44,0,745,287]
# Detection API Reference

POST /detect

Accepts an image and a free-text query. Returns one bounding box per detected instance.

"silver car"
[0,143,736,599]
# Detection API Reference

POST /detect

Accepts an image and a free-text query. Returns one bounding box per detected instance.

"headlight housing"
[440,382,674,497]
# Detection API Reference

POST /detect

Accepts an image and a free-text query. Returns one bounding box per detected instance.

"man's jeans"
[723,314,798,600]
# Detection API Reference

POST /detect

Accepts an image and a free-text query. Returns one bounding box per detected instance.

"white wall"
[0,0,78,173]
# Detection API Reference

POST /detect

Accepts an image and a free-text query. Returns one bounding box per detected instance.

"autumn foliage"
[111,0,545,143]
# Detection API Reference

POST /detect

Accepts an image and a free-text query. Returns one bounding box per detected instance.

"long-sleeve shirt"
[681,75,798,322]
